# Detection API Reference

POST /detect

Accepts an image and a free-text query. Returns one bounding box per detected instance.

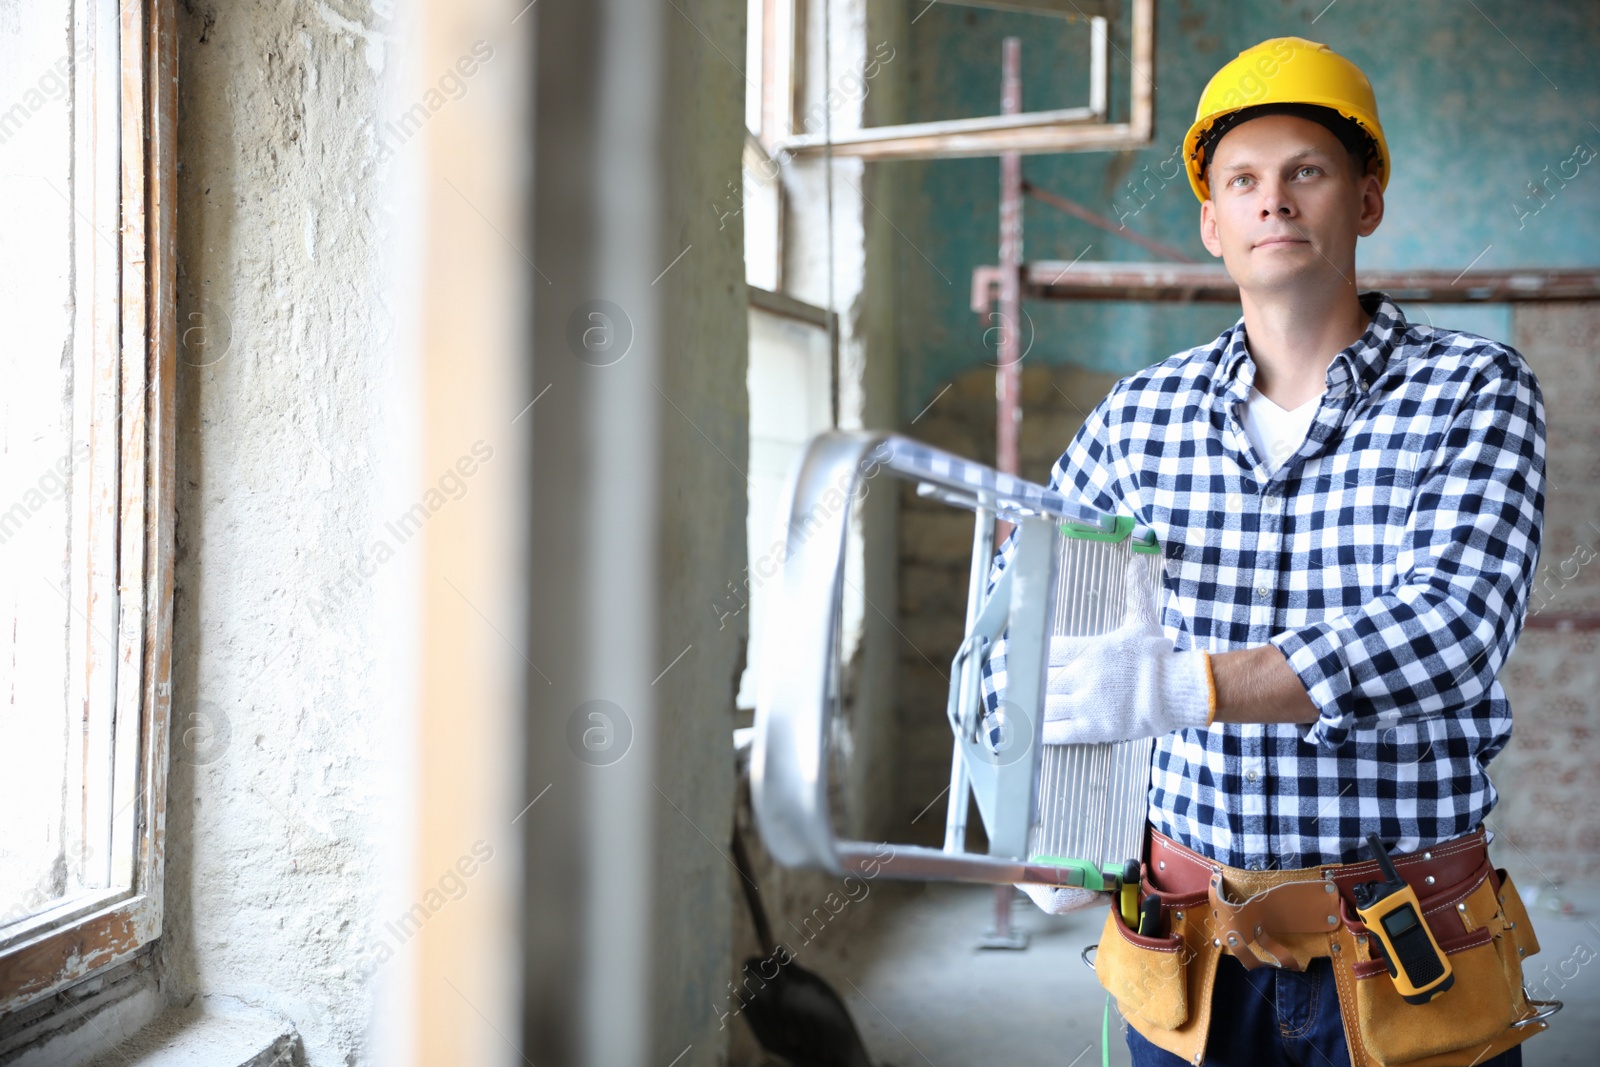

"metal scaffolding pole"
[996,36,1024,488]
[984,36,1031,952]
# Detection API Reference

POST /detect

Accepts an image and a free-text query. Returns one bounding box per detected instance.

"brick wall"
[1490,302,1600,883]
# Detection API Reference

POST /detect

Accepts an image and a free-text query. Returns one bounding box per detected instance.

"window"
[738,0,833,706]
[745,0,798,150]
[743,134,784,291]
[740,289,835,709]
[0,0,176,1012]
[776,0,1152,162]
[741,0,797,290]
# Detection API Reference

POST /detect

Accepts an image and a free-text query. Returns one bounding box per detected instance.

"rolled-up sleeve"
[1270,353,1547,748]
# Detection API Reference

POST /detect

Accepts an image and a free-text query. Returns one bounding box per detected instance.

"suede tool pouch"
[1094,904,1188,1031]
[1347,864,1542,1066]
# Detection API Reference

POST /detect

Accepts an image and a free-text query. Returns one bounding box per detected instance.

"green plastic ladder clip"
[1025,856,1127,893]
[1059,514,1161,555]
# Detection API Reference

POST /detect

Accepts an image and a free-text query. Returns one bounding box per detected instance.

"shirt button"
[1255,584,1271,600]
[1245,769,1260,783]
[1246,860,1263,871]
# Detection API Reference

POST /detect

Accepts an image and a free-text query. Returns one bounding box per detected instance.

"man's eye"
[1230,175,1252,188]
[1296,166,1321,178]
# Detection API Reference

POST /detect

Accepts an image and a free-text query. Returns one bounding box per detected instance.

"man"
[989,38,1549,1067]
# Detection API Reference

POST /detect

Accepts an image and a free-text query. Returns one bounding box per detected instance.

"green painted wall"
[894,0,1600,419]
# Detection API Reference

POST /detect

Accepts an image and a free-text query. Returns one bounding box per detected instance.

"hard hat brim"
[1184,99,1390,202]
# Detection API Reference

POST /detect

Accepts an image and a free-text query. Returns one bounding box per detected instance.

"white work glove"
[1015,882,1107,915]
[1041,558,1215,746]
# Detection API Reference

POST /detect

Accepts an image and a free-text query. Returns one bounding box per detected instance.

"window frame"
[748,0,800,153]
[743,0,797,291]
[774,0,1151,162]
[0,0,177,1014]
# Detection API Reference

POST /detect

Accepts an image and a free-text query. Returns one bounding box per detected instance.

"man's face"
[1198,113,1383,295]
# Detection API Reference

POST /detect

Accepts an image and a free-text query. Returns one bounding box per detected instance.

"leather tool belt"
[1092,828,1558,1067]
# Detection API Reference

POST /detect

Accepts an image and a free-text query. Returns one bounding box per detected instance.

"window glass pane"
[0,0,90,930]
[742,140,781,290]
[740,305,831,708]
[745,0,763,133]
[905,3,1101,124]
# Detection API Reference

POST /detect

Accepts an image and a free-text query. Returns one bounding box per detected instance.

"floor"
[759,866,1600,1067]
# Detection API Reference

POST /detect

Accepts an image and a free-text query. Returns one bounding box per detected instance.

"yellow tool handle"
[1118,859,1142,929]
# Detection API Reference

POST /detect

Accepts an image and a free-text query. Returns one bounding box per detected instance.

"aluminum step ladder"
[750,430,1159,897]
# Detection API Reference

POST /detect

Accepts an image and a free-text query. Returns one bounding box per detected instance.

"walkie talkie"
[1352,833,1454,1004]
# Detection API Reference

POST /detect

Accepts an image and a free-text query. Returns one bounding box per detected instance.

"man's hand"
[1042,558,1215,745]
[1015,883,1108,915]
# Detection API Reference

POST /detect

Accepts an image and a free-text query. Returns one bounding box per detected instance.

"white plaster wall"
[165,2,415,1062]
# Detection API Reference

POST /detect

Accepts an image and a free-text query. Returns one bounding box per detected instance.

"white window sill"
[6,995,299,1067]
[88,998,299,1067]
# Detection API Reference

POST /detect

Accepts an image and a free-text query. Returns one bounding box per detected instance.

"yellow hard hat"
[1183,37,1389,202]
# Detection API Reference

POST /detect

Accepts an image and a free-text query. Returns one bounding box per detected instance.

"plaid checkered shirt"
[981,292,1547,869]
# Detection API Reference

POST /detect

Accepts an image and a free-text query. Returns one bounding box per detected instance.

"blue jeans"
[1126,955,1524,1067]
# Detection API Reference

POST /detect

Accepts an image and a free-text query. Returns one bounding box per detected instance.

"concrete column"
[525,1,747,1064]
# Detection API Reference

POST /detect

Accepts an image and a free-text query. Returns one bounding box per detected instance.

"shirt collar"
[1213,291,1405,403]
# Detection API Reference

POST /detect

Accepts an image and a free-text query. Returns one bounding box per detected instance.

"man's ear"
[1356,172,1384,237]
[1199,198,1223,258]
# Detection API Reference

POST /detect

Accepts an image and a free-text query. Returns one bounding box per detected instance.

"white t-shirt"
[1241,385,1323,476]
